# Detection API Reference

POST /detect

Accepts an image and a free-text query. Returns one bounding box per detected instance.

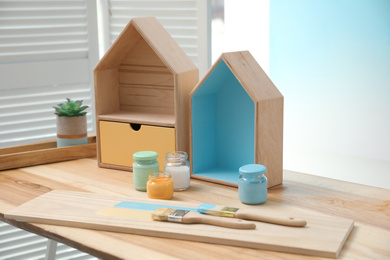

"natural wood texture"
[97,111,175,127]
[121,37,166,68]
[175,72,199,155]
[94,23,141,72]
[199,204,307,227]
[1,158,389,259]
[190,51,283,188]
[0,137,96,170]
[225,52,283,187]
[117,41,175,116]
[130,17,198,74]
[95,36,176,125]
[5,190,352,258]
[225,51,283,100]
[94,68,120,116]
[234,209,306,227]
[94,17,198,171]
[255,98,284,187]
[0,140,57,155]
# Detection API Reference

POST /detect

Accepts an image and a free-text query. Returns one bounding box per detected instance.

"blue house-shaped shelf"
[190,51,283,188]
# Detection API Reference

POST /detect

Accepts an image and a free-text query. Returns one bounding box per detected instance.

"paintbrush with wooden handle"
[152,208,256,229]
[198,203,307,227]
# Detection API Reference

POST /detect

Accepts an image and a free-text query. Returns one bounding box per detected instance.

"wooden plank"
[118,64,171,73]
[5,190,354,258]
[120,104,174,116]
[122,37,166,68]
[94,68,120,116]
[175,71,199,156]
[255,97,284,188]
[0,158,389,260]
[222,51,283,101]
[0,137,96,170]
[94,21,141,71]
[119,85,174,111]
[0,140,56,155]
[97,111,175,127]
[118,71,174,86]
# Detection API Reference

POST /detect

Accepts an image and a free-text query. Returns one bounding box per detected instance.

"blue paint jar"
[238,164,267,205]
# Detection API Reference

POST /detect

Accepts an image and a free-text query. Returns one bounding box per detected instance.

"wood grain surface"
[94,17,199,172]
[5,190,353,258]
[0,158,389,260]
[0,136,96,171]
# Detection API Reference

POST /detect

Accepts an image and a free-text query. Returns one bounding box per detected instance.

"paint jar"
[133,151,159,191]
[147,172,174,200]
[238,164,267,205]
[164,151,190,191]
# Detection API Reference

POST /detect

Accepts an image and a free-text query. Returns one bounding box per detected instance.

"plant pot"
[56,115,88,148]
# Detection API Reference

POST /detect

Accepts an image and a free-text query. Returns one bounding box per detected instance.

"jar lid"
[239,164,266,176]
[149,172,171,179]
[133,151,158,160]
[166,151,187,159]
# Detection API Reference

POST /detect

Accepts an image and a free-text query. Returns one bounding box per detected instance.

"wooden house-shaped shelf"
[190,51,283,188]
[94,17,198,170]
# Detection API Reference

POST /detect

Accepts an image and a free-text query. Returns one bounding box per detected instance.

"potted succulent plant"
[54,98,89,147]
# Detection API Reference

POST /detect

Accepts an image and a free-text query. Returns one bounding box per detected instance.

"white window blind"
[100,0,211,76]
[0,0,99,258]
[0,221,99,260]
[0,1,210,259]
[0,0,99,148]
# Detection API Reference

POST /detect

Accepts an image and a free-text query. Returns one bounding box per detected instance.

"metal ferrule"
[168,210,189,222]
[219,207,239,217]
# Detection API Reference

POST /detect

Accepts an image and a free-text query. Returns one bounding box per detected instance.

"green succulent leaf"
[53,98,89,117]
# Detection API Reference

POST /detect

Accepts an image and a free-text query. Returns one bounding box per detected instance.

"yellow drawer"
[99,121,175,170]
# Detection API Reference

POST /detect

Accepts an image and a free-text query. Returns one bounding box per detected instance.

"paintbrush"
[152,208,256,229]
[198,204,307,227]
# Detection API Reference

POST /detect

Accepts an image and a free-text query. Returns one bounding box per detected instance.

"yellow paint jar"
[147,172,174,200]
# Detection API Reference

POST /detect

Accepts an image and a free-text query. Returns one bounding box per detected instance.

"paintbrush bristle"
[152,208,176,221]
[198,204,226,215]
[198,204,239,217]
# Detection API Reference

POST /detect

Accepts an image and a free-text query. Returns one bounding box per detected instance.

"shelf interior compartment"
[191,59,255,183]
[96,31,175,127]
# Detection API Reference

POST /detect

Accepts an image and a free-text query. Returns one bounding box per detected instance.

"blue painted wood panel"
[192,59,255,183]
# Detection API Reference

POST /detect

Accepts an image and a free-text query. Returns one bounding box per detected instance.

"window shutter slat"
[0,0,88,64]
[0,1,86,9]
[0,0,98,149]
[103,0,210,75]
[0,59,89,90]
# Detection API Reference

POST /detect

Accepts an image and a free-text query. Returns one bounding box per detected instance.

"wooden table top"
[0,158,389,259]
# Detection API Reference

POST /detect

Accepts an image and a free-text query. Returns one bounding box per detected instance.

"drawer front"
[99,121,175,170]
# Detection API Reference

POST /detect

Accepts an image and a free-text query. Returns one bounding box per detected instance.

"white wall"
[213,0,390,190]
[213,0,269,73]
